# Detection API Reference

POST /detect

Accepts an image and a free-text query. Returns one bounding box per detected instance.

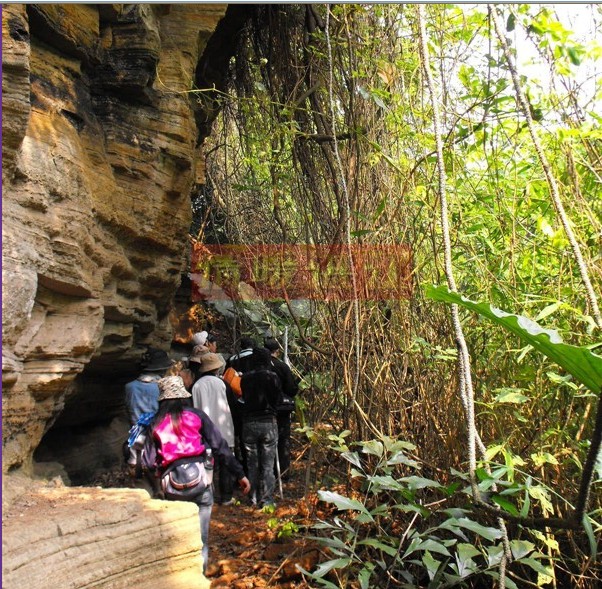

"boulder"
[2,481,210,589]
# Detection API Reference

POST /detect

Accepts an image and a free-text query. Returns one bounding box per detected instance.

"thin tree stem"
[490,6,602,331]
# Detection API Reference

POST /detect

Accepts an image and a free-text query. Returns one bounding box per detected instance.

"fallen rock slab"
[2,484,210,589]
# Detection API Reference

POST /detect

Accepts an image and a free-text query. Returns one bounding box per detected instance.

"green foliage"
[303,437,561,588]
[267,516,300,540]
[426,285,602,393]
[199,4,601,585]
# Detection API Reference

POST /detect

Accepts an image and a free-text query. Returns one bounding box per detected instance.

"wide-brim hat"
[157,376,192,401]
[142,348,174,372]
[199,352,225,373]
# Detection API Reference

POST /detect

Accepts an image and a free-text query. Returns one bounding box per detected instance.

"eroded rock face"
[2,481,210,589]
[1,3,228,475]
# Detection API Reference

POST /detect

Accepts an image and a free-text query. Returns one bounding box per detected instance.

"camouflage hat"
[157,376,192,401]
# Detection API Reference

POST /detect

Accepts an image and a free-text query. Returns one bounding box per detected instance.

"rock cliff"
[2,4,255,587]
[2,3,234,475]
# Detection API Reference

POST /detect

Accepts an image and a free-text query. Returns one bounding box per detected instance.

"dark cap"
[264,338,281,353]
[141,348,173,372]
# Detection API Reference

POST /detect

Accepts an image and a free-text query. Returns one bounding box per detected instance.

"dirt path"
[207,486,319,588]
[206,440,323,588]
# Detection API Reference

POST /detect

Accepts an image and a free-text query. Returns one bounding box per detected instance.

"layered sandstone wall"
[2,482,210,589]
[1,3,227,474]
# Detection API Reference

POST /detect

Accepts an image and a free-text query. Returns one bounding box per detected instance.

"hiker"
[240,348,283,508]
[124,348,173,488]
[191,353,237,505]
[225,336,257,373]
[205,333,226,375]
[179,367,195,391]
[188,345,207,378]
[264,337,299,481]
[224,336,257,469]
[146,376,250,572]
[205,333,218,354]
[192,330,209,349]
[181,330,210,366]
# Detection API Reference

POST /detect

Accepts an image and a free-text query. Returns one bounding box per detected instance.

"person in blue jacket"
[124,348,173,482]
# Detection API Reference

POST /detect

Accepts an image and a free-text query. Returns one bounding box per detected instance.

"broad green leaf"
[358,562,376,589]
[403,537,453,558]
[311,557,353,578]
[534,302,562,322]
[355,511,376,524]
[506,13,516,32]
[314,535,353,552]
[530,451,559,467]
[494,388,529,404]
[476,467,493,481]
[392,502,430,517]
[425,285,602,393]
[567,46,584,66]
[583,515,598,560]
[358,538,399,557]
[455,543,480,577]
[387,451,419,468]
[422,551,441,581]
[510,539,535,560]
[367,474,405,491]
[527,485,554,515]
[385,439,417,453]
[486,544,504,567]
[530,530,559,553]
[520,487,531,518]
[457,542,481,560]
[521,556,554,577]
[485,444,504,461]
[399,476,443,490]
[492,494,520,516]
[441,517,504,541]
[341,451,362,469]
[361,439,384,457]
[546,371,579,390]
[443,573,463,584]
[442,507,471,518]
[317,490,370,516]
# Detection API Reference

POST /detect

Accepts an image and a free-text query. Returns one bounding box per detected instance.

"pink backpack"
[153,410,206,468]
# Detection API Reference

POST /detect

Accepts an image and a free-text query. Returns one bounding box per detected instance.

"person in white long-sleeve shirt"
[192,352,236,505]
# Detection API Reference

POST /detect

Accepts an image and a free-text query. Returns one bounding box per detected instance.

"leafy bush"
[301,436,589,589]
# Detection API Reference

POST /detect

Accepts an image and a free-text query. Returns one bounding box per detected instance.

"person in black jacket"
[225,336,257,373]
[264,338,298,481]
[240,348,283,508]
[224,336,256,471]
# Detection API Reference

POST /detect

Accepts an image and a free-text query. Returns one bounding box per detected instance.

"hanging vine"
[199,5,601,586]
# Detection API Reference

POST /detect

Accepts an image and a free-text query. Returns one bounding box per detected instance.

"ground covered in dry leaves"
[207,478,321,588]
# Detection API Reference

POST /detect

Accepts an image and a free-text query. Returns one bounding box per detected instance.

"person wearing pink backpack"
[143,376,250,573]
